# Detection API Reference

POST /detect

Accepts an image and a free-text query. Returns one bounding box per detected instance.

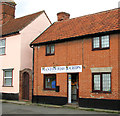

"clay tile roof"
[2,10,44,36]
[31,8,119,45]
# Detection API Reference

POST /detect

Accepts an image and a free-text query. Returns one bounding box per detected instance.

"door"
[22,72,29,100]
[71,73,79,103]
[68,73,79,104]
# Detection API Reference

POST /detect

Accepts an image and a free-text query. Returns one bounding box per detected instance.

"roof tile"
[31,8,119,45]
[2,10,44,36]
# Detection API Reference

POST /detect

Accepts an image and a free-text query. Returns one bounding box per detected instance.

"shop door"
[71,73,79,103]
[68,73,79,104]
[22,72,29,100]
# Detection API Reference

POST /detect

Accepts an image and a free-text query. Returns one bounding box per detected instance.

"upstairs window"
[92,73,111,93]
[0,39,6,55]
[46,44,55,55]
[3,69,13,87]
[92,35,109,50]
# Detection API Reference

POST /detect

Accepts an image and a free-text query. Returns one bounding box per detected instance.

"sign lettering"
[41,65,82,74]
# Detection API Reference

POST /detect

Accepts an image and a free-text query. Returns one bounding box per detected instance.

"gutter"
[1,31,19,37]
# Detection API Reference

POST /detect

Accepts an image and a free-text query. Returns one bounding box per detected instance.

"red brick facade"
[33,33,119,100]
[31,8,120,110]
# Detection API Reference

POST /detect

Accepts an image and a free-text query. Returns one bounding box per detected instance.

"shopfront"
[41,65,82,104]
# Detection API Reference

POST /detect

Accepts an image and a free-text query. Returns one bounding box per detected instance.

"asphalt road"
[2,103,118,115]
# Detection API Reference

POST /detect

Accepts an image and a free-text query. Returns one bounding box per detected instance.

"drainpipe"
[30,45,34,102]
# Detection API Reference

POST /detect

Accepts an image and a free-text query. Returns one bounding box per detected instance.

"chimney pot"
[57,12,70,21]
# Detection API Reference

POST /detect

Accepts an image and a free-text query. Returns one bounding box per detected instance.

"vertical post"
[68,74,71,104]
[0,4,2,115]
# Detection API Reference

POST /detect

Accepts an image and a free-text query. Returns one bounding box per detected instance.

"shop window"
[46,44,55,55]
[44,74,56,90]
[92,73,111,93]
[92,35,109,50]
[0,39,6,55]
[3,69,13,87]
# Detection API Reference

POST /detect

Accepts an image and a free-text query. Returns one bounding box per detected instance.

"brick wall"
[118,33,120,99]
[33,33,119,100]
[0,2,15,24]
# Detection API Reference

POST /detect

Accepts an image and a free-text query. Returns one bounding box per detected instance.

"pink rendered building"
[0,0,51,101]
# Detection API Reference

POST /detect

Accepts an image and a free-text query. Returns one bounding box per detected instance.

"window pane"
[93,37,100,48]
[45,75,56,89]
[4,78,12,86]
[0,39,5,47]
[0,47,5,55]
[101,35,109,48]
[46,46,50,54]
[102,74,111,91]
[0,40,2,46]
[5,70,12,77]
[51,45,55,54]
[94,75,100,90]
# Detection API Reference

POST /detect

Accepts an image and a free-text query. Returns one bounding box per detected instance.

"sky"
[14,0,120,23]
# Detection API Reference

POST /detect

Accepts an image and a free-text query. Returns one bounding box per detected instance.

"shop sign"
[41,65,82,74]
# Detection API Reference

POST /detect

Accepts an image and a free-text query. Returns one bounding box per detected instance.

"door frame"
[67,73,79,104]
[22,72,29,100]
[19,68,32,101]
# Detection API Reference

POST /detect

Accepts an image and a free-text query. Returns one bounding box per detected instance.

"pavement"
[0,99,120,114]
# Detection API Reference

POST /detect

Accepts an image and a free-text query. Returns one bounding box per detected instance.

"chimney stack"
[57,12,70,21]
[0,0,16,24]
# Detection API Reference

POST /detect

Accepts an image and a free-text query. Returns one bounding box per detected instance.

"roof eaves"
[1,31,19,37]
[31,29,120,46]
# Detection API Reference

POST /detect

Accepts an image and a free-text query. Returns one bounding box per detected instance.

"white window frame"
[3,69,13,87]
[0,39,6,55]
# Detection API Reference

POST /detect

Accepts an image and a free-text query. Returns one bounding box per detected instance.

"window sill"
[2,86,13,87]
[91,91,111,94]
[43,89,56,91]
[46,54,55,56]
[0,54,6,56]
[92,47,110,51]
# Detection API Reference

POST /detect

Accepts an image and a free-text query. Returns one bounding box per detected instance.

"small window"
[92,35,109,50]
[46,44,55,55]
[44,74,56,90]
[101,35,109,48]
[3,69,13,87]
[0,39,6,55]
[93,74,101,91]
[93,37,100,49]
[92,73,111,93]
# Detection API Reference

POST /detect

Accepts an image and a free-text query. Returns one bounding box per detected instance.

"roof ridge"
[55,8,118,23]
[15,10,44,20]
[74,7,118,19]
